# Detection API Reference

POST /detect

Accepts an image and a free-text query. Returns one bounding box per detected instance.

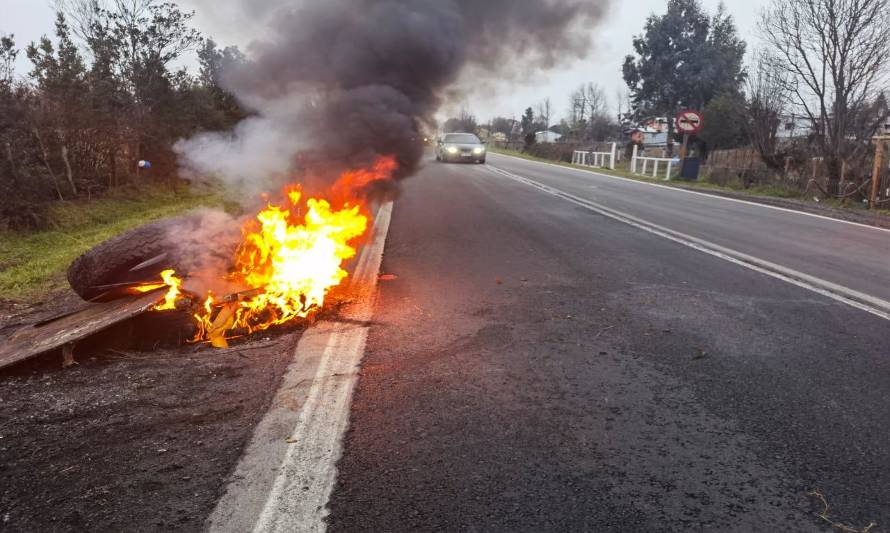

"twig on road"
[594,325,615,339]
[807,489,876,533]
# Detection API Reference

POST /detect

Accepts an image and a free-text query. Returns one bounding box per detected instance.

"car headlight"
[446,146,458,154]
[473,147,485,154]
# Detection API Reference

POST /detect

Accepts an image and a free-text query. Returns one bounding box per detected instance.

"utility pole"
[869,136,888,210]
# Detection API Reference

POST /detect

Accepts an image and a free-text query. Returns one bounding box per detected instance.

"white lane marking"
[207,202,394,533]
[483,165,890,321]
[489,152,890,234]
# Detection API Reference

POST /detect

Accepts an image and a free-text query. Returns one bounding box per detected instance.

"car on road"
[436,133,486,164]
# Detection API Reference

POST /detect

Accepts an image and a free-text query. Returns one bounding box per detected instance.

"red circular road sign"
[675,110,704,134]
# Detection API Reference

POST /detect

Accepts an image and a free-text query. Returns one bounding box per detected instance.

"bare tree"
[536,97,553,130]
[760,0,890,192]
[744,50,791,171]
[567,85,587,126]
[54,0,102,41]
[583,83,607,122]
[567,83,609,140]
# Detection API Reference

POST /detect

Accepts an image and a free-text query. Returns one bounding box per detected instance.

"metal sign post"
[675,110,704,179]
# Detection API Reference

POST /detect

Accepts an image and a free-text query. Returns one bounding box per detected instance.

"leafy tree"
[0,35,16,86]
[520,107,536,136]
[195,39,247,131]
[699,91,748,153]
[623,0,746,153]
[27,13,88,196]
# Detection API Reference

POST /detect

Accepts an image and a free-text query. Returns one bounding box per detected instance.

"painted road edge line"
[485,165,890,322]
[488,152,890,234]
[207,201,394,533]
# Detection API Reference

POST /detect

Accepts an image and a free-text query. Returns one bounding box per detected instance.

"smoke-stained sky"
[172,0,614,194]
[6,0,769,122]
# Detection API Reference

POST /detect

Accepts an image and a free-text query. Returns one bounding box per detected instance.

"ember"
[154,156,396,347]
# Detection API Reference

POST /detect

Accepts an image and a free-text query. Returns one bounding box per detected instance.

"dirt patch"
[0,294,302,532]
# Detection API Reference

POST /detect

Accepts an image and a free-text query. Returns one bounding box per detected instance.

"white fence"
[631,145,675,180]
[572,143,617,170]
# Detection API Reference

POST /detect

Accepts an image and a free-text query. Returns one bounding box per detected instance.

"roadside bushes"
[524,142,580,163]
[0,8,247,231]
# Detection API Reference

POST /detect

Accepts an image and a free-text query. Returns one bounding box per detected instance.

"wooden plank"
[0,290,164,370]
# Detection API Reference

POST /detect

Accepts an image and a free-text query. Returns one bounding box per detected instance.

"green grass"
[0,184,233,301]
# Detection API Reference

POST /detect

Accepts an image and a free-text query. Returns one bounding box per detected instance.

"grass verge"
[0,184,234,302]
[487,146,783,194]
[488,147,890,220]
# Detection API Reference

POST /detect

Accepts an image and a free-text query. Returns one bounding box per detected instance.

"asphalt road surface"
[324,153,890,532]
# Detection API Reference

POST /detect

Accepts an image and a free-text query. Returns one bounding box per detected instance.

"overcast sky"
[3,0,769,123]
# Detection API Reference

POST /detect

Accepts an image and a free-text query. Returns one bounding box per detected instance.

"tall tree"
[0,35,16,86]
[744,50,791,171]
[536,98,553,130]
[195,38,247,130]
[623,0,746,153]
[567,83,610,141]
[520,107,536,136]
[760,0,890,193]
[27,13,88,196]
[698,91,748,153]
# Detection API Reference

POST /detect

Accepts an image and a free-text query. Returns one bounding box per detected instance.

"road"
[487,153,890,308]
[320,154,889,532]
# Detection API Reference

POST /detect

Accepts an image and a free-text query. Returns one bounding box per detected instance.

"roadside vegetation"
[0,1,246,232]
[0,1,250,301]
[0,183,233,300]
[487,146,890,219]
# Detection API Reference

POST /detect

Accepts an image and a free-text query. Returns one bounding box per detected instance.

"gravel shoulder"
[0,291,302,532]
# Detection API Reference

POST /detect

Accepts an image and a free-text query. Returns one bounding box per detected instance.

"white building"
[535,130,563,143]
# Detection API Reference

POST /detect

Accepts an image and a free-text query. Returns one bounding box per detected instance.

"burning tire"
[67,216,198,301]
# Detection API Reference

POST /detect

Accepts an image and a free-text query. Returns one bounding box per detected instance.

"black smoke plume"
[176,0,609,196]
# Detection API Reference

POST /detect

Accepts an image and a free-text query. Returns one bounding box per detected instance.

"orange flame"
[224,193,368,332]
[154,269,182,310]
[150,155,397,347]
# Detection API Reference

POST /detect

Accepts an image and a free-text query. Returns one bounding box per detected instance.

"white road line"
[489,152,890,234]
[207,201,394,533]
[483,164,890,322]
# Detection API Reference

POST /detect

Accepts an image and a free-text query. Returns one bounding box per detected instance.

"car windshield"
[444,134,480,144]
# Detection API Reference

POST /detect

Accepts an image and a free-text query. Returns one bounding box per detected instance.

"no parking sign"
[675,110,704,135]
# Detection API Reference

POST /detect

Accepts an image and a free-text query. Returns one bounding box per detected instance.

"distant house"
[627,127,668,148]
[641,116,670,133]
[624,116,671,148]
[776,114,814,139]
[535,130,563,143]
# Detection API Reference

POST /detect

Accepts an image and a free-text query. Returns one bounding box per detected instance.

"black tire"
[67,215,199,301]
